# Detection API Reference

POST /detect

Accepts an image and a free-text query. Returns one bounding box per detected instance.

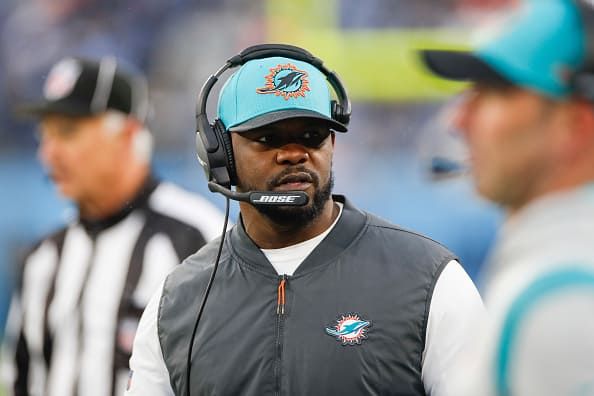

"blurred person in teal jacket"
[421,0,594,394]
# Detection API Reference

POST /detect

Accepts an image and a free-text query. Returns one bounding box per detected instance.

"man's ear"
[571,99,594,142]
[120,117,142,143]
[557,99,594,159]
[126,117,142,132]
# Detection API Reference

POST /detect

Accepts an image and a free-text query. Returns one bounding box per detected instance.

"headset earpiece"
[195,119,235,188]
[331,100,349,125]
[213,119,236,185]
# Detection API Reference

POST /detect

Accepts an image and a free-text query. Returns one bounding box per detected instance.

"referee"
[2,56,226,396]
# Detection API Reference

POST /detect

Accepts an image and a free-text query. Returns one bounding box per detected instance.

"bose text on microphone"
[207,181,309,206]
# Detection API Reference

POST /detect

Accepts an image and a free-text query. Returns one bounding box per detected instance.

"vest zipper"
[276,276,286,315]
[274,275,288,396]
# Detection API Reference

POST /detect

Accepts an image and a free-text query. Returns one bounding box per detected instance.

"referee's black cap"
[17,56,149,121]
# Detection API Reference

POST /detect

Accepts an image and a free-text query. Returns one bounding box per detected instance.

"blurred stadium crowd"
[0,0,514,343]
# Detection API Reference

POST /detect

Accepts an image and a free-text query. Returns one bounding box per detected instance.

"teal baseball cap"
[217,56,347,132]
[420,0,593,99]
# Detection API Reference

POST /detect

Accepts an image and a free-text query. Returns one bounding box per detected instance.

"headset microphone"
[207,181,309,206]
[429,156,469,180]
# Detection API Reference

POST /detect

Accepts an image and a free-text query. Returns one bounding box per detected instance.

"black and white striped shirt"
[5,176,226,396]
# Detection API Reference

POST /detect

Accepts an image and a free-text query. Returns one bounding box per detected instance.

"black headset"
[570,0,594,101]
[194,43,352,189]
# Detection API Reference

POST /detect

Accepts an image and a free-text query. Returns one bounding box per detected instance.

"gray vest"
[158,196,456,396]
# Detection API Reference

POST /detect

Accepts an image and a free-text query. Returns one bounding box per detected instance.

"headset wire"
[185,195,230,396]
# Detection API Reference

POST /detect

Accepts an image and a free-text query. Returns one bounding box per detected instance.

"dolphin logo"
[256,63,310,100]
[325,313,371,345]
[325,321,370,337]
[257,71,305,93]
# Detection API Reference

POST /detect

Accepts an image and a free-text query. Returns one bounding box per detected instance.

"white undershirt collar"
[261,202,344,276]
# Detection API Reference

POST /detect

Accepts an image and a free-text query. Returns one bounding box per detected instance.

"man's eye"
[256,135,273,144]
[302,131,318,140]
[58,127,78,137]
[300,130,329,147]
[37,125,79,142]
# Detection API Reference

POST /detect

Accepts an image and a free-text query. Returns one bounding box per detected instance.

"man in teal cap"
[125,44,484,395]
[421,0,594,395]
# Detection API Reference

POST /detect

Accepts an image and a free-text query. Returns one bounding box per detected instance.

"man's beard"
[240,167,334,227]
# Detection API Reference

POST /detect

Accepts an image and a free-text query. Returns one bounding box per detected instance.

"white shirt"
[126,206,484,396]
[261,202,343,276]
[450,185,594,396]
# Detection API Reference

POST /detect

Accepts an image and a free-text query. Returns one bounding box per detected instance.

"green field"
[266,0,470,102]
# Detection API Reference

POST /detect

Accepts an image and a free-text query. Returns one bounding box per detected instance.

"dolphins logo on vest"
[325,313,371,345]
[256,63,310,100]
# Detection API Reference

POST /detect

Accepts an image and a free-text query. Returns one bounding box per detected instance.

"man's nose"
[275,143,309,165]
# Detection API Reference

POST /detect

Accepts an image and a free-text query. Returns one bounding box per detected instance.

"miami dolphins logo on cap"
[256,63,310,100]
[325,313,371,345]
